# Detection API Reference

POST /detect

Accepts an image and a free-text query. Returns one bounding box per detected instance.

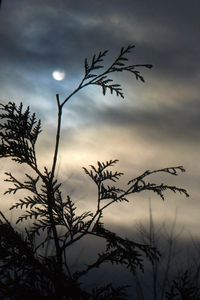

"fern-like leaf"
[0,102,41,167]
[80,45,152,99]
[128,166,189,200]
[83,160,123,186]
[4,172,40,195]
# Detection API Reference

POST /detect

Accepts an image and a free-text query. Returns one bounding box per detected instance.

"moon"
[52,70,66,81]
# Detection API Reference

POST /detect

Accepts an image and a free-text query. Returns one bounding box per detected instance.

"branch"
[51,94,62,181]
[61,45,152,106]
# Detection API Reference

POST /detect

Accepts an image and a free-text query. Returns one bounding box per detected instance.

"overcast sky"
[0,1,200,239]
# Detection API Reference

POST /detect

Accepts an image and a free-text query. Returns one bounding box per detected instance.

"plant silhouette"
[0,46,189,299]
[130,201,200,300]
[166,270,200,300]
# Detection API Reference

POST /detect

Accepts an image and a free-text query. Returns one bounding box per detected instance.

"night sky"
[0,1,200,240]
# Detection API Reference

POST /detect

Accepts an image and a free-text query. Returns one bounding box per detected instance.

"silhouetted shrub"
[0,46,188,299]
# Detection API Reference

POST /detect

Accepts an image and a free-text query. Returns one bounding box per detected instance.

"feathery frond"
[0,102,41,167]
[128,166,189,200]
[79,45,152,100]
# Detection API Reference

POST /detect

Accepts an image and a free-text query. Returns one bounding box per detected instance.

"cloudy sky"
[0,0,200,240]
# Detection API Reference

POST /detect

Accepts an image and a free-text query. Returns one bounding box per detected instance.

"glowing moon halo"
[52,70,66,81]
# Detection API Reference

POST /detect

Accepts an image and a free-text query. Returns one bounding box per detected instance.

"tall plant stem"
[51,94,62,181]
[48,94,64,297]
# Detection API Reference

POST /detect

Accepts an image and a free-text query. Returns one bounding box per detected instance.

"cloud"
[58,93,200,145]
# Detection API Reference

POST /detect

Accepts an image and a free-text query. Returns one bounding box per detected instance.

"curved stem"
[51,94,62,181]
